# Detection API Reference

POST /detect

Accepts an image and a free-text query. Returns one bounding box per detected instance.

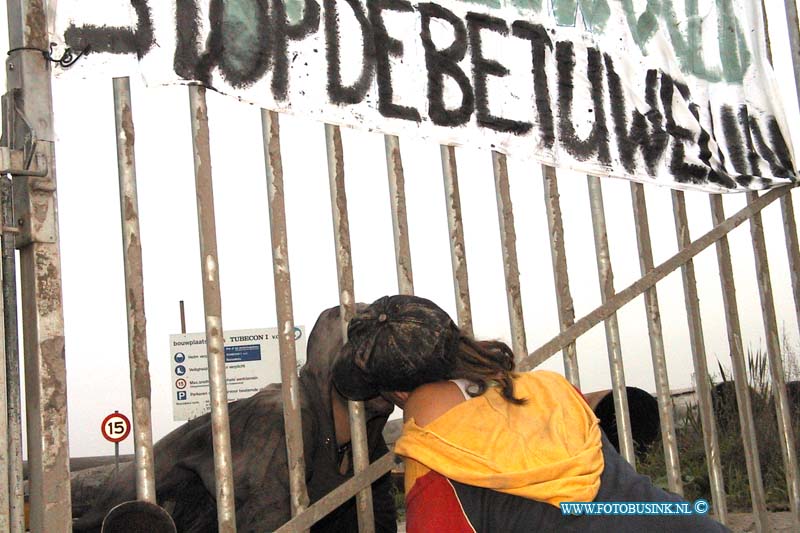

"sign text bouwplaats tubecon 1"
[57,1,798,192]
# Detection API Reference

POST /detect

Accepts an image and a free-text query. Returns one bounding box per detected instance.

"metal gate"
[2,0,800,532]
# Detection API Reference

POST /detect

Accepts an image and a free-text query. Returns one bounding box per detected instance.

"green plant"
[638,347,800,512]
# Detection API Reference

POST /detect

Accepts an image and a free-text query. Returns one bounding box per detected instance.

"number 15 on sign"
[101,411,131,476]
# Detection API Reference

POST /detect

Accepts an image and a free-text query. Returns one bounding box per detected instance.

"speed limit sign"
[101,411,131,443]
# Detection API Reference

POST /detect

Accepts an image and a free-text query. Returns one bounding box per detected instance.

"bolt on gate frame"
[2,0,800,532]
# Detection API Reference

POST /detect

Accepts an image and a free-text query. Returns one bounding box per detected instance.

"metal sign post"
[101,411,132,477]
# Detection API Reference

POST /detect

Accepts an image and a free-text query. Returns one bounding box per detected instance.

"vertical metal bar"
[671,190,727,523]
[0,212,8,533]
[325,123,374,533]
[261,109,310,519]
[187,85,237,532]
[747,191,800,527]
[781,192,800,337]
[492,152,527,361]
[542,165,580,387]
[179,300,187,334]
[440,146,473,335]
[764,0,800,342]
[384,135,414,295]
[709,195,769,532]
[5,0,71,530]
[586,175,635,466]
[629,182,682,495]
[1,179,23,533]
[112,76,157,504]
[782,0,800,116]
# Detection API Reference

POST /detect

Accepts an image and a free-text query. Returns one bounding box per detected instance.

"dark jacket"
[449,433,730,532]
[73,305,397,532]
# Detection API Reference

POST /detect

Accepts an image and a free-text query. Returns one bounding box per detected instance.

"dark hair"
[450,336,526,405]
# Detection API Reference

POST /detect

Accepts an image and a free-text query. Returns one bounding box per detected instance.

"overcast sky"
[2,1,800,458]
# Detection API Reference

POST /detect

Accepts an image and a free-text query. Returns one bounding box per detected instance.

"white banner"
[169,326,307,421]
[55,1,798,192]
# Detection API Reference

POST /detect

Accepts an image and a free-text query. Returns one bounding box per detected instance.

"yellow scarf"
[395,371,603,506]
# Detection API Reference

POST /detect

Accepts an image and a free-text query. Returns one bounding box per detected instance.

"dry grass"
[638,346,800,512]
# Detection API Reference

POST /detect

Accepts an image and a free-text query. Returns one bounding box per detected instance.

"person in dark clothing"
[72,304,397,532]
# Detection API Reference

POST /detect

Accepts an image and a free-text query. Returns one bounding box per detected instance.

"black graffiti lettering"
[173,0,220,85]
[419,3,474,127]
[325,0,375,105]
[368,0,421,121]
[688,101,734,188]
[768,118,796,174]
[659,76,692,140]
[720,105,748,175]
[174,0,204,80]
[706,101,737,187]
[604,58,667,176]
[272,0,320,100]
[215,0,272,88]
[556,42,609,163]
[64,0,154,58]
[739,106,761,180]
[658,74,711,185]
[749,117,794,177]
[466,12,531,134]
[512,21,554,148]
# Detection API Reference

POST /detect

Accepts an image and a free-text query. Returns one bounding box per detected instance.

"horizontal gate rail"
[275,453,396,533]
[519,184,795,371]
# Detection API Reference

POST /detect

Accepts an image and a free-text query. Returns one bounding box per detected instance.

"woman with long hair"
[333,294,728,532]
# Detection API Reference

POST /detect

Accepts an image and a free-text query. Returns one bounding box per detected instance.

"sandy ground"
[726,512,795,532]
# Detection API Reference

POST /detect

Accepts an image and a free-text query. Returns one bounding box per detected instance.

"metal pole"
[440,146,473,335]
[179,300,186,334]
[781,192,800,335]
[187,84,237,532]
[764,0,800,343]
[746,191,800,528]
[629,182,682,495]
[671,190,727,523]
[493,152,527,362]
[261,109,310,519]
[1,178,23,532]
[542,165,580,387]
[0,197,8,533]
[782,0,800,117]
[5,0,72,529]
[586,175,635,466]
[709,195,768,532]
[521,186,792,370]
[325,123,374,533]
[115,441,120,478]
[384,135,414,295]
[112,76,157,504]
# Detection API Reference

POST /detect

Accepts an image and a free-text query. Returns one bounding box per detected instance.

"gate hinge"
[2,147,57,247]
